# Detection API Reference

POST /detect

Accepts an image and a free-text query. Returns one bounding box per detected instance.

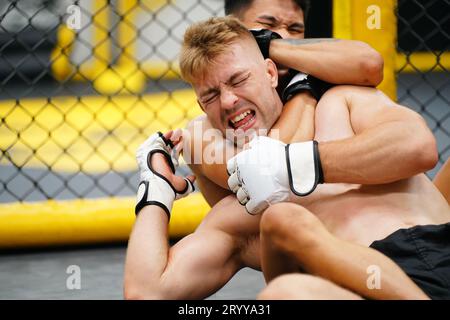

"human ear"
[265,58,278,88]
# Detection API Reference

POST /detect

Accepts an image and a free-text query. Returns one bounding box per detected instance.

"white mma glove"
[135,131,195,219]
[227,136,323,214]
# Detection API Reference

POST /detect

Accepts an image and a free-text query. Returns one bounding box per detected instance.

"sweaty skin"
[289,86,449,246]
[124,85,448,300]
[189,85,449,248]
[124,8,445,299]
[170,34,444,300]
[183,87,449,299]
[188,0,384,205]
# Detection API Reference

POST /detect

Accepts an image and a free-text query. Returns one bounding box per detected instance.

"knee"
[260,203,321,246]
[258,274,321,300]
[258,274,345,300]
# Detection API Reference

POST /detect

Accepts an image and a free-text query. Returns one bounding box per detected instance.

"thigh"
[258,274,363,300]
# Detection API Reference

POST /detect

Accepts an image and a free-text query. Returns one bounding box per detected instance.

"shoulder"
[321,85,392,105]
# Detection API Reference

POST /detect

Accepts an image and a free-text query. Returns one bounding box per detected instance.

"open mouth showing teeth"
[229,110,256,130]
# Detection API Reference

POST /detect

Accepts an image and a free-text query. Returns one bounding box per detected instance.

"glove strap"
[135,181,171,220]
[285,141,324,196]
[282,72,320,103]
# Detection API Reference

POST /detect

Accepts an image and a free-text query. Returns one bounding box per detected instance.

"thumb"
[186,175,196,184]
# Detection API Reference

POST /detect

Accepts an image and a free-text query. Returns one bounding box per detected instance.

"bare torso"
[201,171,450,271]
[192,92,450,269]
[294,174,450,246]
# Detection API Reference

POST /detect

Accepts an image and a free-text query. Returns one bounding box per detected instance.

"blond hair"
[179,16,253,84]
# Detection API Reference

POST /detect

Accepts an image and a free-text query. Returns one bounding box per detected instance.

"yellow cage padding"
[0,193,210,249]
[1,1,401,249]
[333,0,397,100]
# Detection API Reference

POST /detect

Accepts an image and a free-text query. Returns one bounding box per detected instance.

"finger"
[183,177,195,194]
[227,172,240,193]
[160,131,174,148]
[163,131,173,140]
[236,187,249,205]
[174,140,183,156]
[174,175,196,196]
[246,200,267,215]
[226,157,237,176]
[170,128,183,144]
[186,174,196,184]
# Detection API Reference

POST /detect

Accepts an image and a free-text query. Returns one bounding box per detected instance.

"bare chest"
[293,175,450,245]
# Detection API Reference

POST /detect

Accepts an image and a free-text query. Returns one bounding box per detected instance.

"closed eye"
[289,27,304,34]
[202,93,219,106]
[289,23,305,34]
[258,21,275,28]
[231,74,250,87]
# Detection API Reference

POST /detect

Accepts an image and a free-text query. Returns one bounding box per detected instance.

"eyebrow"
[257,15,305,29]
[257,15,279,24]
[199,71,248,99]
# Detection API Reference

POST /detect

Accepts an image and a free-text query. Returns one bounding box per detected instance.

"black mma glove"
[249,29,282,59]
[282,72,320,103]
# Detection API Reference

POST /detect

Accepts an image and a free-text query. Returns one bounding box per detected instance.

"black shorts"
[369,222,450,300]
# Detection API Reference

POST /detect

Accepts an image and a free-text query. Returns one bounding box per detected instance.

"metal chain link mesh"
[396,0,450,177]
[0,0,448,203]
[0,0,224,203]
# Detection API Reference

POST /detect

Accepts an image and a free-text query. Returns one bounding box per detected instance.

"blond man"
[124,17,450,300]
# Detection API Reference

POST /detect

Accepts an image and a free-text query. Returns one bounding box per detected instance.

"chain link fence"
[0,0,448,203]
[396,0,450,177]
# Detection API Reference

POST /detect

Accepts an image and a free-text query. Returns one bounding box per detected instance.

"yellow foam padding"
[333,0,352,40]
[0,89,202,173]
[0,193,210,249]
[50,25,76,82]
[333,0,397,100]
[71,61,181,82]
[55,0,180,82]
[91,0,111,80]
[92,64,146,95]
[396,52,450,73]
[93,0,148,95]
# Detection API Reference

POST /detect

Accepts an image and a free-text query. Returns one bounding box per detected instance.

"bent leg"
[258,274,363,300]
[260,203,429,300]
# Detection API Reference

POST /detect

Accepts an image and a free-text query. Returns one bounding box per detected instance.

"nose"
[220,87,239,110]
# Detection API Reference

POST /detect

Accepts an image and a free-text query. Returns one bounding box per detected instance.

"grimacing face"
[192,39,282,139]
[239,0,305,40]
